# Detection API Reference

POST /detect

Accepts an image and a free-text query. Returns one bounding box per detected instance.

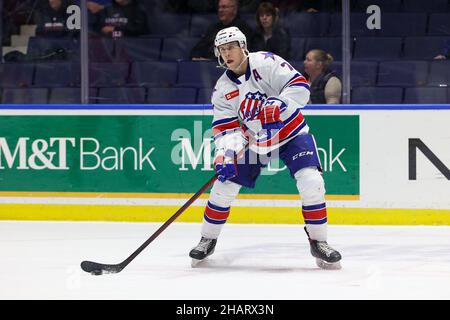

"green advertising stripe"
[0,115,359,195]
[0,204,449,225]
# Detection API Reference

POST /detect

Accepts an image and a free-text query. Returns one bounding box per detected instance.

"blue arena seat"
[402,0,449,12]
[27,37,79,61]
[290,38,307,61]
[428,61,450,87]
[197,87,214,104]
[34,63,80,87]
[284,13,330,37]
[352,87,403,104]
[352,0,402,12]
[49,88,97,104]
[148,14,191,36]
[353,37,402,60]
[304,37,343,61]
[404,87,448,104]
[190,14,216,37]
[1,88,48,104]
[329,13,376,37]
[403,37,449,60]
[88,38,114,63]
[114,37,162,62]
[177,61,224,88]
[97,87,146,104]
[428,14,450,35]
[128,61,178,87]
[89,62,129,87]
[241,13,258,31]
[0,63,34,87]
[147,87,197,104]
[377,61,428,87]
[332,61,378,87]
[160,37,200,61]
[378,13,427,37]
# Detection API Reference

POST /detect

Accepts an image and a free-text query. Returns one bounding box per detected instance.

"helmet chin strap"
[217,49,249,72]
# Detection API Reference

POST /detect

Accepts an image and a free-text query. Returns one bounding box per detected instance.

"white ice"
[1,221,449,300]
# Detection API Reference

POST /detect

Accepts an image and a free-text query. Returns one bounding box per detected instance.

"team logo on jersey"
[239,91,267,120]
[225,89,239,100]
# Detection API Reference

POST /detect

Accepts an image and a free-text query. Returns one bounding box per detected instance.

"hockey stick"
[80,173,218,275]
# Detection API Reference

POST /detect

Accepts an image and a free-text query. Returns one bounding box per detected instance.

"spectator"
[73,0,112,14]
[97,0,149,38]
[434,40,450,60]
[86,0,112,14]
[252,2,291,59]
[190,0,256,60]
[73,0,112,36]
[303,49,342,104]
[34,0,71,37]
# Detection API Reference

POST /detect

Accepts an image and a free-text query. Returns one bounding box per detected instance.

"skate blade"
[191,258,204,268]
[316,258,342,270]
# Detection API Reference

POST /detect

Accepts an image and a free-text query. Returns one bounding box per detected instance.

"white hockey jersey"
[211,51,311,154]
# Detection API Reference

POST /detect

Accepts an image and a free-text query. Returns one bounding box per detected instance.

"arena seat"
[197,87,214,104]
[304,37,343,61]
[114,37,162,62]
[148,14,191,36]
[177,61,223,88]
[48,87,97,104]
[428,13,450,35]
[403,37,449,60]
[377,61,428,87]
[352,86,403,104]
[190,14,216,37]
[402,0,449,12]
[377,13,427,37]
[160,37,200,61]
[89,62,129,87]
[428,60,450,87]
[34,62,80,87]
[404,87,448,104]
[352,0,402,12]
[97,87,146,104]
[147,87,197,104]
[2,88,48,103]
[0,63,34,87]
[284,13,330,37]
[128,61,178,87]
[353,37,402,60]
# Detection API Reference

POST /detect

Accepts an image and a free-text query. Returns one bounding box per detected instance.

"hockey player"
[189,26,342,269]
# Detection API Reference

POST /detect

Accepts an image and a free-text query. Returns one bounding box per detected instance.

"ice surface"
[0,221,449,300]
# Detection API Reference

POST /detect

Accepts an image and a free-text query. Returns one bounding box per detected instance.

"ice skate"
[189,237,217,267]
[304,227,342,270]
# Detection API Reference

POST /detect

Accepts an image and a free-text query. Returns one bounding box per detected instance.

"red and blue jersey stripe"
[212,117,241,140]
[283,73,310,91]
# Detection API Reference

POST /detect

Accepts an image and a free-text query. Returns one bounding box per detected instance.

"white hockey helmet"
[214,26,247,58]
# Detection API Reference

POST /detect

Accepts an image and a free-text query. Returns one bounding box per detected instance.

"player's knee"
[294,167,325,204]
[209,180,241,207]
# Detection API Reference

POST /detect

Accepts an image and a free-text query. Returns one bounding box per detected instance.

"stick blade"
[80,260,123,275]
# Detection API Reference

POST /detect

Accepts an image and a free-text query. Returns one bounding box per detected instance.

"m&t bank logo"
[0,137,156,171]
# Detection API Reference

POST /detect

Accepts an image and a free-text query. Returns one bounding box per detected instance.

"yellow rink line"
[0,204,449,225]
[0,191,358,200]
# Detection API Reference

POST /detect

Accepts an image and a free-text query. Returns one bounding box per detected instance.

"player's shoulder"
[249,51,289,68]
